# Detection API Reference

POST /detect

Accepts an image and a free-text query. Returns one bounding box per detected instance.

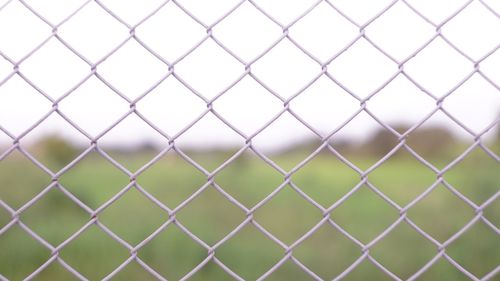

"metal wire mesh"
[0,0,499,280]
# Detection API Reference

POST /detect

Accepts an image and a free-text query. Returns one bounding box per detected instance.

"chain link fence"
[0,0,499,280]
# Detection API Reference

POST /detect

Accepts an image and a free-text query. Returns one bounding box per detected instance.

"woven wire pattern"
[0,0,499,280]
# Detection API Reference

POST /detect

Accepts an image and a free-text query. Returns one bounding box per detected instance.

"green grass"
[0,147,499,281]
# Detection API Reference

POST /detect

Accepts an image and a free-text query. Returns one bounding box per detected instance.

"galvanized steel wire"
[0,0,499,280]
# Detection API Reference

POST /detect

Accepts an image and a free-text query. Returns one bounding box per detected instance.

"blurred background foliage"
[0,125,499,280]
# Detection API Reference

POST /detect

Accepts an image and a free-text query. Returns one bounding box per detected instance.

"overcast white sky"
[0,0,499,151]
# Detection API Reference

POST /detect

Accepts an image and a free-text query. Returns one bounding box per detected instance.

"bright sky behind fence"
[0,0,499,151]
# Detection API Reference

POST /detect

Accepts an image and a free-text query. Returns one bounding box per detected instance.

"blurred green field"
[0,146,499,281]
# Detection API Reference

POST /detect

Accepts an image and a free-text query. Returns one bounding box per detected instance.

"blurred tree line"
[365,125,456,158]
[29,124,500,167]
[31,135,80,167]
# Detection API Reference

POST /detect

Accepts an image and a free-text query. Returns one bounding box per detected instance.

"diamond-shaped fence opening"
[0,0,499,280]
